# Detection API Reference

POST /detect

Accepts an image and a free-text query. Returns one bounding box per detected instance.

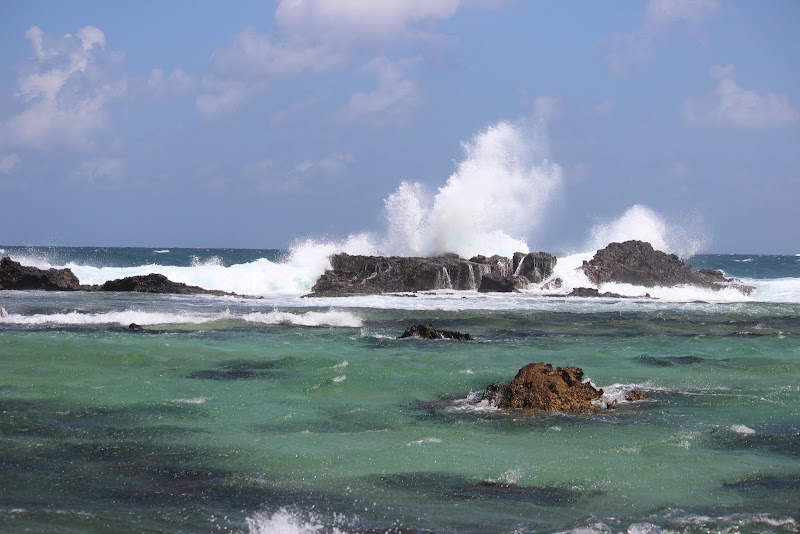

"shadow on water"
[0,396,393,533]
[187,357,292,381]
[709,425,800,457]
[363,471,584,506]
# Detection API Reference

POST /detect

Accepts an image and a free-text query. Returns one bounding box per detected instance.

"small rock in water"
[625,389,646,401]
[482,362,603,412]
[128,323,144,331]
[398,323,472,341]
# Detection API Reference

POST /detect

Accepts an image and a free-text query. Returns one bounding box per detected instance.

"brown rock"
[398,323,472,341]
[482,362,603,412]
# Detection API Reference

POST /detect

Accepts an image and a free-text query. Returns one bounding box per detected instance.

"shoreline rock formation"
[0,257,243,297]
[481,363,604,412]
[309,252,557,296]
[582,240,754,294]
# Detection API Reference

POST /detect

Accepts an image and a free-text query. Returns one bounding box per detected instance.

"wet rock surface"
[482,362,604,412]
[1,257,244,297]
[0,256,80,291]
[581,240,754,294]
[398,323,473,340]
[309,252,557,296]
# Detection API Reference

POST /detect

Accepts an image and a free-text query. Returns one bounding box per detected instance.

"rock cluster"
[310,252,557,296]
[482,362,603,412]
[398,324,472,341]
[581,240,754,294]
[0,257,241,297]
[0,256,80,291]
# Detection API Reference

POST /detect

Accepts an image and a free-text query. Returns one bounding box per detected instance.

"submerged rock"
[581,240,754,294]
[310,252,557,296]
[0,256,80,291]
[398,323,473,341]
[482,362,603,412]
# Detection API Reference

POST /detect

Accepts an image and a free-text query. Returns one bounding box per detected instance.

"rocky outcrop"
[0,257,243,297]
[581,241,754,294]
[0,257,80,291]
[398,324,472,341]
[482,363,603,412]
[564,287,650,299]
[96,273,236,296]
[310,252,557,296]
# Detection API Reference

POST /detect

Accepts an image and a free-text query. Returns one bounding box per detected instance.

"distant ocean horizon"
[1,244,799,532]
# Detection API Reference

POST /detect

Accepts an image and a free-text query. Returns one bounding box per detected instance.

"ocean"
[1,245,799,533]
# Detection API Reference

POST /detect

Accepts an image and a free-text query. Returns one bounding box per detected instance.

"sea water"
[1,246,799,533]
[2,120,798,532]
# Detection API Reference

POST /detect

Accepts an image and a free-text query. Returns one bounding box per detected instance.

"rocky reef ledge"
[581,240,754,294]
[310,251,557,296]
[0,257,242,297]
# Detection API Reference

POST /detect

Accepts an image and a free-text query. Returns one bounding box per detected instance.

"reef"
[481,362,604,412]
[398,323,473,341]
[581,240,754,294]
[0,256,242,297]
[309,252,557,296]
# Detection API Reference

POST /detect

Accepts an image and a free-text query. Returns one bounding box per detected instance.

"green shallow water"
[2,294,799,532]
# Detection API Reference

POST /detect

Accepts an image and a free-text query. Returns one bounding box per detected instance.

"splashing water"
[586,204,709,259]
[382,120,563,258]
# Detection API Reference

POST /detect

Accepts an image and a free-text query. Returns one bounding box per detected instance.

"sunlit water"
[1,247,799,533]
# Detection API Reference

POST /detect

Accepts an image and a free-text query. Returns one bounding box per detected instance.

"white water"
[4,119,798,303]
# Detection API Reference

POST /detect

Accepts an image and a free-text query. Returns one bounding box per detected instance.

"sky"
[0,0,798,254]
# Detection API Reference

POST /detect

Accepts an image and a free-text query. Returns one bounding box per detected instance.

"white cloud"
[606,0,720,76]
[683,64,799,127]
[198,0,504,118]
[532,95,562,123]
[1,26,127,149]
[147,68,197,98]
[0,153,21,174]
[68,157,125,184]
[593,99,616,117]
[196,76,251,119]
[339,57,420,123]
[318,152,354,173]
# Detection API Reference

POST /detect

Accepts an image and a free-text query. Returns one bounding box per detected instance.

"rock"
[0,306,6,317]
[97,273,237,296]
[0,256,80,291]
[128,323,144,331]
[482,362,603,412]
[310,252,557,296]
[625,389,645,401]
[477,273,527,292]
[564,287,650,299]
[581,241,754,294]
[398,323,473,341]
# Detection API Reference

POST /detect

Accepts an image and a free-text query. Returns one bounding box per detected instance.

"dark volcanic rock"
[398,324,472,341]
[566,287,643,298]
[96,273,237,297]
[482,362,603,412]
[581,240,754,294]
[0,256,80,291]
[310,252,557,296]
[477,273,527,292]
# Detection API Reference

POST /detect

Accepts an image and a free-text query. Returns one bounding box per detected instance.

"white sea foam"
[0,310,226,326]
[407,437,442,446]
[0,308,362,328]
[153,249,170,254]
[242,310,362,327]
[729,424,756,435]
[244,508,346,534]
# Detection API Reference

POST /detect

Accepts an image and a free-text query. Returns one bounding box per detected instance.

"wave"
[0,308,362,328]
[245,508,347,534]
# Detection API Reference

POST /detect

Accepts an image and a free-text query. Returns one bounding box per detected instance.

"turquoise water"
[1,248,799,532]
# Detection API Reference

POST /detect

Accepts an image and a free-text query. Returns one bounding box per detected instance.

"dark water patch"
[0,398,210,442]
[187,358,287,381]
[710,426,800,457]
[364,471,582,506]
[724,474,800,495]
[634,354,706,367]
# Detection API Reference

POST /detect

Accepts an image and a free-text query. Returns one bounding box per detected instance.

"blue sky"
[0,0,798,254]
